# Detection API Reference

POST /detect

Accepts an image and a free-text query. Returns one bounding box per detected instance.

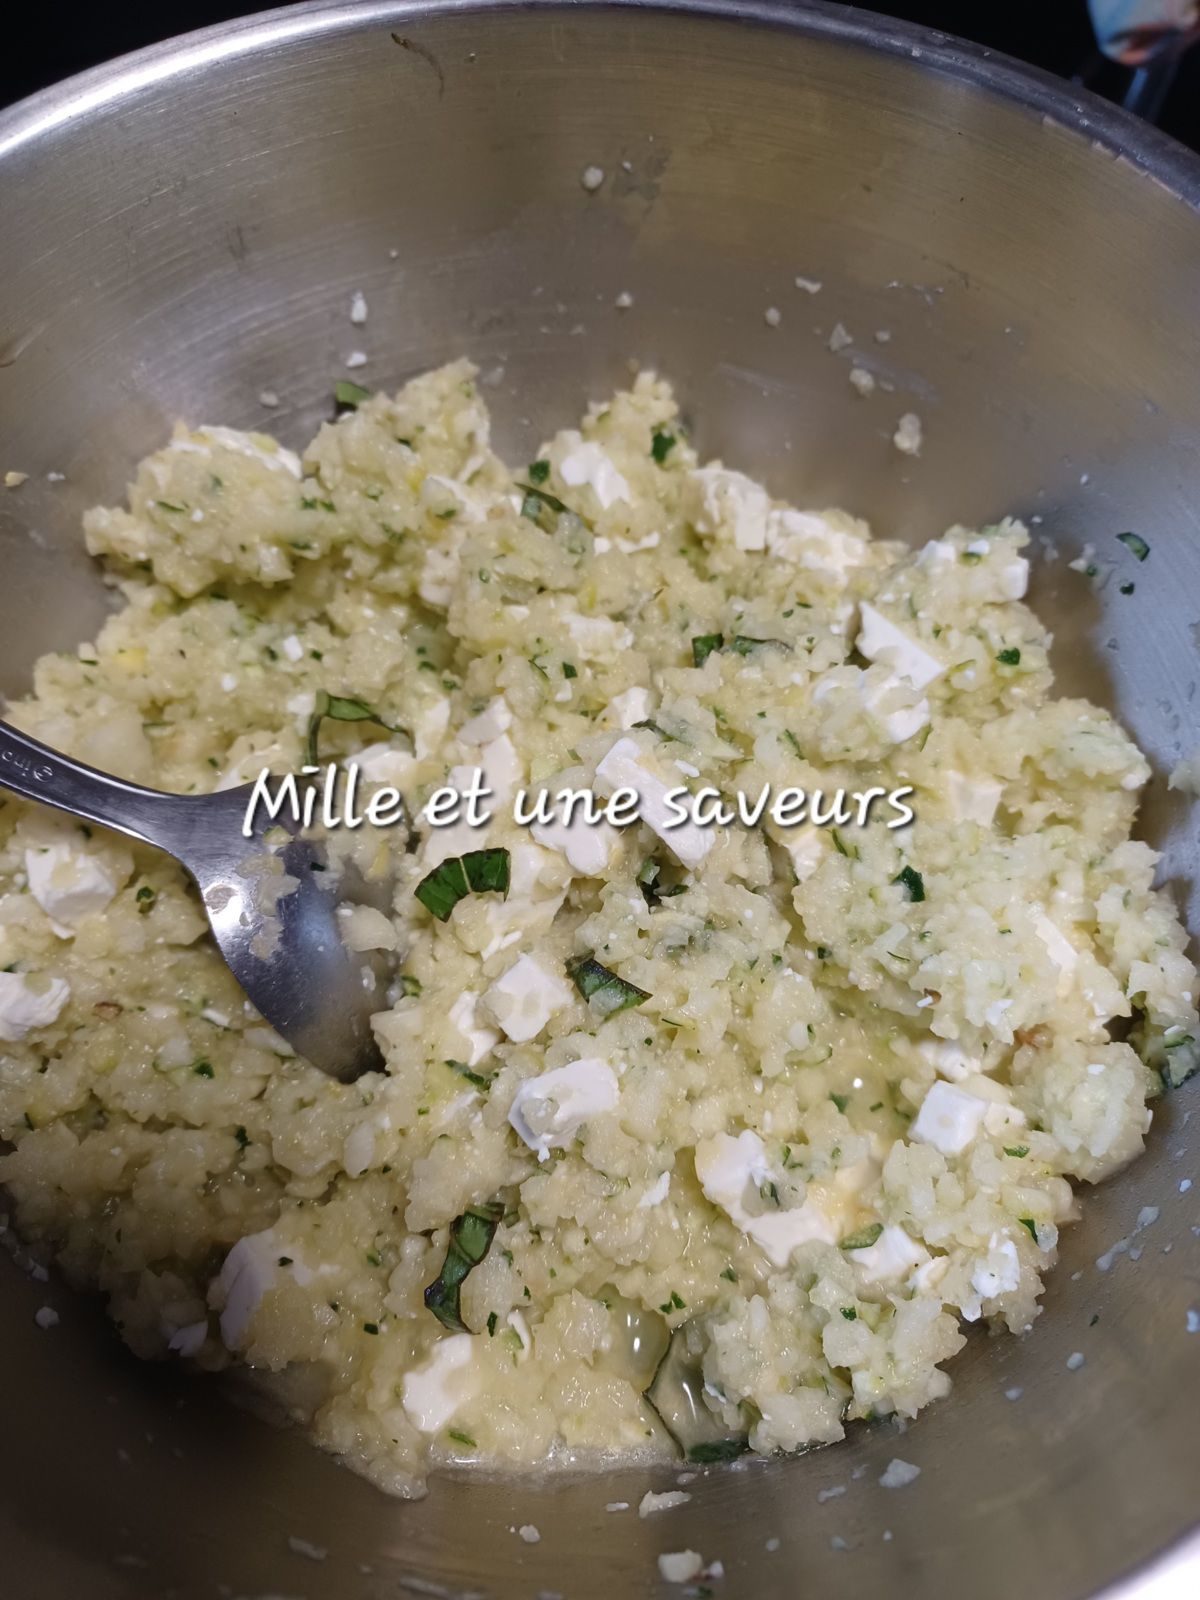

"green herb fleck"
[1117,531,1150,562]
[651,430,676,465]
[893,865,925,902]
[306,689,407,765]
[996,647,1021,666]
[334,379,371,410]
[841,1223,884,1251]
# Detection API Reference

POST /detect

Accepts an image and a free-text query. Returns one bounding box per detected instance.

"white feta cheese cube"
[969,1234,1021,1302]
[857,604,945,689]
[23,823,128,935]
[911,1081,987,1155]
[1033,912,1078,996]
[0,972,71,1041]
[766,509,868,584]
[447,992,499,1067]
[850,1225,930,1284]
[603,687,654,729]
[508,1057,620,1160]
[594,736,713,869]
[638,1172,672,1208]
[458,696,512,745]
[531,810,621,877]
[916,1038,980,1082]
[215,1229,284,1349]
[689,466,772,552]
[561,609,634,659]
[280,634,305,662]
[166,1320,208,1358]
[694,1130,841,1266]
[350,742,417,789]
[945,770,1003,826]
[484,954,573,1043]
[401,1333,480,1432]
[556,433,631,508]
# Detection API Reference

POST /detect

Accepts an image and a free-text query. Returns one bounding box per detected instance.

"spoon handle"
[0,717,193,856]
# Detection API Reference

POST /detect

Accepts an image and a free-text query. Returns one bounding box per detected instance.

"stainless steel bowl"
[2,3,1199,1596]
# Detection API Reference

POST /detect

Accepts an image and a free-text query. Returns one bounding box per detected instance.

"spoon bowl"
[0,717,392,1079]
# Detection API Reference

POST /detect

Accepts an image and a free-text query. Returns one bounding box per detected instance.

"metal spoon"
[0,718,393,1080]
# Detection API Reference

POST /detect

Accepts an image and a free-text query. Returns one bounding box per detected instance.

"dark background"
[3,1,1199,150]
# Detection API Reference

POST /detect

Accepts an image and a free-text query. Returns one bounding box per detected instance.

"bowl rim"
[1,3,1198,1597]
[0,0,1198,205]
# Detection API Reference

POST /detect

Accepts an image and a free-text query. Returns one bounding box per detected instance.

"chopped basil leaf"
[1019,1217,1038,1241]
[518,482,570,530]
[156,500,186,514]
[893,865,925,902]
[306,689,407,765]
[830,1092,849,1113]
[527,459,551,484]
[1005,1145,1029,1158]
[562,661,578,679]
[567,954,651,1016]
[135,884,156,913]
[362,1321,380,1335]
[423,1201,504,1332]
[446,1058,495,1092]
[651,429,676,464]
[1117,531,1150,562]
[448,1428,476,1447]
[729,635,790,656]
[996,647,1021,666]
[692,633,724,667]
[486,1311,498,1337]
[415,848,511,921]
[1119,581,1135,595]
[234,1125,250,1149]
[841,1222,884,1250]
[397,974,422,998]
[841,1307,857,1321]
[192,1060,214,1079]
[334,379,371,410]
[645,1325,747,1464]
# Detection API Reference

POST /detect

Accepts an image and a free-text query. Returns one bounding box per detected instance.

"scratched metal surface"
[1,3,1199,1598]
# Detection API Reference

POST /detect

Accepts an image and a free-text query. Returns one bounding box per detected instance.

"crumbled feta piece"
[945,770,1002,826]
[518,1524,540,1543]
[767,509,868,584]
[34,1305,60,1330]
[561,609,634,658]
[531,808,620,877]
[639,1489,691,1516]
[689,466,772,552]
[24,826,127,934]
[166,1320,207,1357]
[458,696,513,745]
[970,1235,1021,1303]
[880,1458,921,1488]
[916,1038,980,1082]
[401,1333,480,1432]
[658,1551,704,1584]
[1033,912,1078,996]
[638,1172,671,1208]
[580,165,605,191]
[694,1130,841,1266]
[508,1057,620,1160]
[911,1081,987,1155]
[557,434,631,508]
[851,1225,930,1284]
[349,290,368,324]
[893,413,923,456]
[447,992,499,1067]
[280,634,304,662]
[484,954,573,1043]
[171,425,303,478]
[215,1229,291,1349]
[0,972,71,1041]
[603,686,653,729]
[857,603,945,689]
[350,742,417,788]
[595,736,713,869]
